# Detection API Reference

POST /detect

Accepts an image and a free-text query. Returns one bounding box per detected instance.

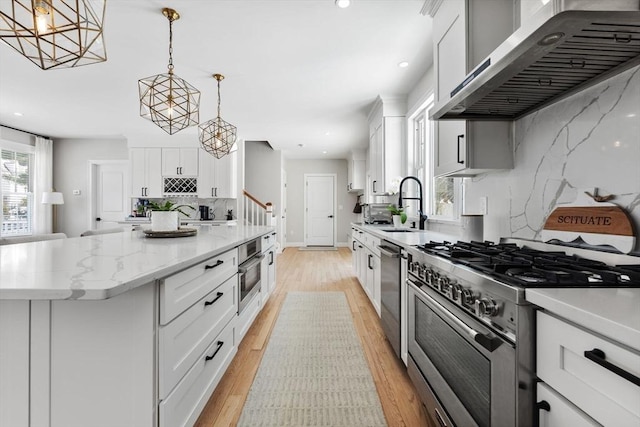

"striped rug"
[237,292,388,426]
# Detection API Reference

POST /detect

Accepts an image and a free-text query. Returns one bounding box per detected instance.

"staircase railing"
[243,190,274,226]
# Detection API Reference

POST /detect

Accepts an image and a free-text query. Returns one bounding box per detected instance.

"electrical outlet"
[480,197,488,215]
[73,190,81,195]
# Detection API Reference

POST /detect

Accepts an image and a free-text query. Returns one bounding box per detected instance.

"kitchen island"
[0,225,274,427]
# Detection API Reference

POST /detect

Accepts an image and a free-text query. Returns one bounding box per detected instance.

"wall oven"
[238,238,264,313]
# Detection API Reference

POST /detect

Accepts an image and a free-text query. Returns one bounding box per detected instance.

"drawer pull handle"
[204,292,224,307]
[584,348,640,387]
[205,260,224,270]
[434,407,447,427]
[205,341,224,362]
[536,400,550,412]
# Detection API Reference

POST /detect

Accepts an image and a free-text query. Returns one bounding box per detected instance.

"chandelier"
[138,8,200,135]
[0,0,107,70]
[199,74,237,159]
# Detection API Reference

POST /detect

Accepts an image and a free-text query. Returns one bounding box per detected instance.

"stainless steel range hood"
[430,2,640,121]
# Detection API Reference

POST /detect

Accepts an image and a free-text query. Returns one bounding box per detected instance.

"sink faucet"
[397,176,428,230]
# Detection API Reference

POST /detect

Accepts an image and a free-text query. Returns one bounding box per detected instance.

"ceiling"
[0,0,433,159]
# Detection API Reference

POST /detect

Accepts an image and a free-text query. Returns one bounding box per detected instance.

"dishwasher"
[378,240,402,358]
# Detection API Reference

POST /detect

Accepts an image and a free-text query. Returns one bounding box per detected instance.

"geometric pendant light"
[199,73,237,159]
[138,8,200,135]
[0,0,107,70]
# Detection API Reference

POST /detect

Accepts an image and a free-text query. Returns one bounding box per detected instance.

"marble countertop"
[0,225,274,301]
[351,223,461,248]
[526,288,640,352]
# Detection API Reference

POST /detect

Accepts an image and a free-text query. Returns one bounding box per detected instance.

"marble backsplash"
[463,65,640,254]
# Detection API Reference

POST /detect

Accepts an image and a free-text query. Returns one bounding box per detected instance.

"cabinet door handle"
[269,251,274,265]
[368,254,373,270]
[205,341,224,362]
[536,400,550,412]
[352,241,356,251]
[211,188,214,197]
[372,180,377,193]
[204,260,224,270]
[584,348,640,386]
[457,134,465,164]
[204,292,224,306]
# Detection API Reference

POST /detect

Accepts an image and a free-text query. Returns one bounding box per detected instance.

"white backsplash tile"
[464,65,640,252]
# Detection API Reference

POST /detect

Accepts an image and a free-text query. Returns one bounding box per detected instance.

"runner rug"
[237,291,388,426]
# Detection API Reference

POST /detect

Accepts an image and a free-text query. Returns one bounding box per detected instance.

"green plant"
[146,200,195,216]
[387,204,407,224]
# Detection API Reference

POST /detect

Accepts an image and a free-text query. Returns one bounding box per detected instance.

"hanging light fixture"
[138,8,200,135]
[199,73,237,159]
[0,0,107,70]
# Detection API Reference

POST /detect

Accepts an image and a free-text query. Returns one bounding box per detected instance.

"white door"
[93,162,129,230]
[304,174,335,247]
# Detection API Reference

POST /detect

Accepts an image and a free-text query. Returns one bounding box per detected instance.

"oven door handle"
[238,254,265,273]
[411,280,502,353]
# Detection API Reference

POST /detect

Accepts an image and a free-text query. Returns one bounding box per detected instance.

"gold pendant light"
[138,8,200,135]
[199,73,237,159]
[0,0,107,70]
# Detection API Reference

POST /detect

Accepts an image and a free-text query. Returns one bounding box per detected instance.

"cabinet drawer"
[159,319,236,427]
[160,248,238,324]
[159,275,237,398]
[537,383,599,427]
[537,311,640,426]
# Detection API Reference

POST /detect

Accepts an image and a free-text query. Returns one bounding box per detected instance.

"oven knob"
[419,265,428,280]
[410,262,419,273]
[439,276,450,294]
[451,283,463,301]
[461,289,475,306]
[475,298,499,318]
[430,271,439,287]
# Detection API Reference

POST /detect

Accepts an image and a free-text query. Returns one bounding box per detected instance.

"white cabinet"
[162,148,199,177]
[432,0,514,177]
[0,301,29,427]
[260,232,277,301]
[536,311,640,426]
[130,147,162,197]
[198,149,237,198]
[351,226,381,316]
[537,383,599,427]
[347,159,365,192]
[366,97,404,200]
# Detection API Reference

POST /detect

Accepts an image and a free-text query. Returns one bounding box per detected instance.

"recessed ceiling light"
[325,131,331,136]
[322,150,328,154]
[14,112,23,116]
[335,0,350,8]
[398,61,409,68]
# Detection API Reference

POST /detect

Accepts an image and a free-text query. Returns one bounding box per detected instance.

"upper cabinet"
[347,149,366,193]
[198,150,237,199]
[366,97,404,201]
[130,148,162,198]
[161,148,198,177]
[432,0,514,177]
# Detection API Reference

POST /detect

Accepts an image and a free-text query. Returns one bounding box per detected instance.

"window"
[408,94,461,221]
[1,147,33,236]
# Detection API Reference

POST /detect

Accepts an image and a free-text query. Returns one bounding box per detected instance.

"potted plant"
[387,204,407,228]
[147,201,195,231]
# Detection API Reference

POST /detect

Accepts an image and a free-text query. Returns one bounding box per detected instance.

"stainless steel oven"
[238,238,264,313]
[406,243,535,427]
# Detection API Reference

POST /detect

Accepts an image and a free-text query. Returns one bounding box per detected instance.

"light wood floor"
[194,247,432,427]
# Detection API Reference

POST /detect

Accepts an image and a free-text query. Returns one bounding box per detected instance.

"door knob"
[328,215,334,218]
[96,217,102,221]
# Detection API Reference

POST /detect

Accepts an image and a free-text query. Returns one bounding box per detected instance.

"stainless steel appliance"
[199,205,211,220]
[238,237,264,313]
[363,203,392,224]
[378,240,402,357]
[406,239,640,427]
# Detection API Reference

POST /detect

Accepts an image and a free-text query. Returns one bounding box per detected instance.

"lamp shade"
[42,191,64,205]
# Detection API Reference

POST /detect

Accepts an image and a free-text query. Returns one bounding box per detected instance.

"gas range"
[406,239,640,343]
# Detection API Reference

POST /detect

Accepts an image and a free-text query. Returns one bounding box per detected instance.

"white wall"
[284,159,358,246]
[53,137,129,237]
[245,141,282,217]
[464,65,640,254]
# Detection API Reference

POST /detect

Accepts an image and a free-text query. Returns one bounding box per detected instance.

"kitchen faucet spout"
[397,176,427,230]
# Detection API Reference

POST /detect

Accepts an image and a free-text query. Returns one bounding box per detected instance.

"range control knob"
[451,283,463,301]
[410,262,420,273]
[438,276,450,294]
[475,298,499,318]
[429,271,439,287]
[461,289,475,306]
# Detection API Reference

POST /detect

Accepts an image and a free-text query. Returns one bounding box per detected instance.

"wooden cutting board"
[541,191,636,254]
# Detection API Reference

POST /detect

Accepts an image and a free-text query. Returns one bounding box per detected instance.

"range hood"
[431,3,640,121]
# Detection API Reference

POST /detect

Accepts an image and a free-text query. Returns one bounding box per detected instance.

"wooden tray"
[143,228,197,238]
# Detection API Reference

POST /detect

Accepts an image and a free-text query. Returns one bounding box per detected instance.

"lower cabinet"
[351,226,381,317]
[536,311,640,426]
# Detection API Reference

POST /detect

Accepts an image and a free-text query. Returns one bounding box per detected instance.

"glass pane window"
[1,148,33,236]
[434,176,455,217]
